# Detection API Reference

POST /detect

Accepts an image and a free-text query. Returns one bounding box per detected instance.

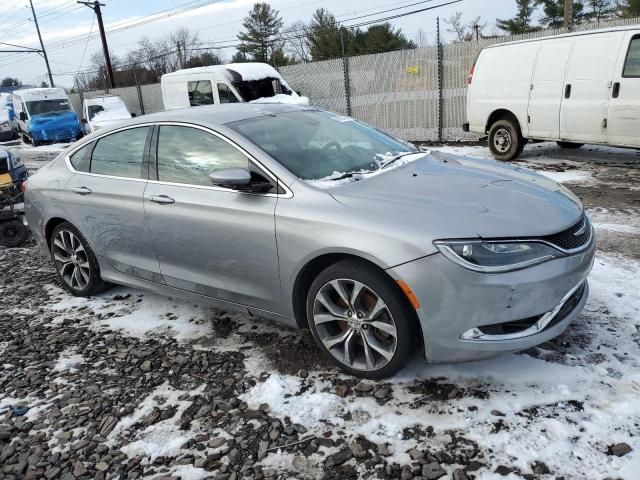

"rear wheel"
[488,118,525,161]
[557,141,584,149]
[0,219,28,247]
[306,259,419,379]
[50,222,108,296]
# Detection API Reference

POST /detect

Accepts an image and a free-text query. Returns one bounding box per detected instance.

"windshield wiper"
[380,151,421,169]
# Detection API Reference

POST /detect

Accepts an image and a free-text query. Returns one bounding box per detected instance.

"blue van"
[12,88,82,146]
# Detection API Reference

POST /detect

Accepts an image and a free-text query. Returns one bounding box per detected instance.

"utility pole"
[78,1,115,88]
[28,0,54,87]
[564,0,573,31]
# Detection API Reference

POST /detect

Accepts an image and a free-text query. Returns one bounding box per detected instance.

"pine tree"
[306,8,352,60]
[584,0,615,22]
[538,0,586,28]
[236,3,284,63]
[617,0,640,17]
[353,24,415,53]
[496,0,540,34]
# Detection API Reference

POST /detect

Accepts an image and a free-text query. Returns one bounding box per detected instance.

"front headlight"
[434,240,565,273]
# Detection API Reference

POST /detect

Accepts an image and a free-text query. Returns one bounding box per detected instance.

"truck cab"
[12,88,83,146]
[161,63,307,110]
[81,94,133,134]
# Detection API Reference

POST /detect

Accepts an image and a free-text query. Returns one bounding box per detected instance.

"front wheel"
[306,260,419,379]
[488,119,525,161]
[50,222,108,296]
[557,141,584,149]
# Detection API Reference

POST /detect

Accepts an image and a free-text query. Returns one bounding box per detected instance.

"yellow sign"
[407,66,419,75]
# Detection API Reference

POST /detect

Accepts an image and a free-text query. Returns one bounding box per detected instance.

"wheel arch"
[44,217,70,248]
[485,108,523,136]
[291,252,425,354]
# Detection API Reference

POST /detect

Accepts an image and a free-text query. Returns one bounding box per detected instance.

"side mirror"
[209,168,251,189]
[19,112,27,121]
[131,112,137,118]
[80,119,88,124]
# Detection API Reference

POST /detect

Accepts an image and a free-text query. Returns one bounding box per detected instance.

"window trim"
[63,122,292,198]
[622,34,640,79]
[64,123,155,183]
[150,121,291,198]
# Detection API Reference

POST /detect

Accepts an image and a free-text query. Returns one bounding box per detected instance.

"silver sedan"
[25,104,595,378]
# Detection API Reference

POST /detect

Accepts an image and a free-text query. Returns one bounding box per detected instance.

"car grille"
[538,214,591,252]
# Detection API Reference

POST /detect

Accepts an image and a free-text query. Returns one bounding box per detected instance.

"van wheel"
[21,133,29,144]
[488,119,524,161]
[557,141,584,149]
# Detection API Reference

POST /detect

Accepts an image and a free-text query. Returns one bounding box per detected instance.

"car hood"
[30,110,79,127]
[326,152,584,239]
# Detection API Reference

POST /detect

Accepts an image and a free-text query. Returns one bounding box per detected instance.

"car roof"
[126,103,316,128]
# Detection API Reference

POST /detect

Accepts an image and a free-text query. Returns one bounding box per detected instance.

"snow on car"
[81,94,134,134]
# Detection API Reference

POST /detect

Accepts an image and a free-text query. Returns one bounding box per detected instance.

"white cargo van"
[161,62,307,110]
[81,94,133,134]
[465,26,640,160]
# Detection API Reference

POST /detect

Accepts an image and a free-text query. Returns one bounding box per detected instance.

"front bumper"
[388,237,596,362]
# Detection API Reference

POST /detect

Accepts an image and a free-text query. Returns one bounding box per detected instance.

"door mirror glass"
[209,168,251,188]
[19,112,27,121]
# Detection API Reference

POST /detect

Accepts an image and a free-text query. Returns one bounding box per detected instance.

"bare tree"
[445,12,467,41]
[284,21,310,63]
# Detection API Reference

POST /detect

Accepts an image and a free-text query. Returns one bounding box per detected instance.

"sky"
[0,0,519,87]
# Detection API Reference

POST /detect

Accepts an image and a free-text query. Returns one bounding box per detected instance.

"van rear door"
[559,33,623,144]
[527,39,573,140]
[607,31,640,147]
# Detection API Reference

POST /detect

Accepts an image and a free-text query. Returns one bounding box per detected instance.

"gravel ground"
[0,140,639,480]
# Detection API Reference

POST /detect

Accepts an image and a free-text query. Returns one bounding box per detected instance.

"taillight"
[21,180,27,192]
[467,63,475,84]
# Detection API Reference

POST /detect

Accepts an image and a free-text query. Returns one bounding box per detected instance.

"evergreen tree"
[237,3,284,63]
[496,0,540,34]
[538,0,586,28]
[617,0,640,17]
[584,0,615,22]
[306,8,353,60]
[353,24,415,53]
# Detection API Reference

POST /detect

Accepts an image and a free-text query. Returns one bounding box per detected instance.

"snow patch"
[54,348,85,372]
[249,93,309,106]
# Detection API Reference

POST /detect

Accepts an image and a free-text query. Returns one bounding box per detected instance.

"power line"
[75,12,96,82]
[29,0,55,87]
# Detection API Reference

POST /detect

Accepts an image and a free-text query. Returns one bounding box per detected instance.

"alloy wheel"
[493,127,512,153]
[52,229,90,291]
[312,279,398,371]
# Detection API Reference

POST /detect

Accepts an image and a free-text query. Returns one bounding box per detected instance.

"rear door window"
[90,127,149,179]
[188,80,214,106]
[623,36,640,77]
[156,125,249,186]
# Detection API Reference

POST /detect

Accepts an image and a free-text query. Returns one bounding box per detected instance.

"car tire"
[557,141,584,149]
[50,222,109,297]
[306,259,420,379]
[488,119,524,161]
[21,133,29,144]
[0,219,28,247]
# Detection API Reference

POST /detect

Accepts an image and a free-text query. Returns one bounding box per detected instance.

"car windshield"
[26,99,71,116]
[228,110,419,181]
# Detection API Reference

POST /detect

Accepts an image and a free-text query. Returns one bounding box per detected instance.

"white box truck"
[161,63,307,110]
[464,26,640,161]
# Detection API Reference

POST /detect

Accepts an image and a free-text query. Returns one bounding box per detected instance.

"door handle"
[149,195,175,205]
[71,186,92,195]
[612,82,621,98]
[564,84,572,99]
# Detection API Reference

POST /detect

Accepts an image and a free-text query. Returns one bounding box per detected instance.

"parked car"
[0,149,27,186]
[25,104,595,378]
[12,88,83,146]
[465,26,640,160]
[0,94,16,142]
[81,94,134,134]
[161,62,307,110]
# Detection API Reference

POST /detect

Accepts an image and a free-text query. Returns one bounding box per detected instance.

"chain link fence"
[69,16,639,142]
